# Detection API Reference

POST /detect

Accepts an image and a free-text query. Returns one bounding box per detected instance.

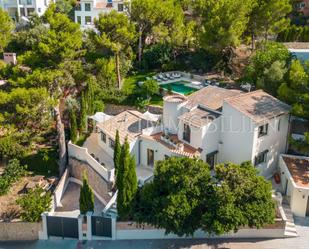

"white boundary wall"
[115,228,285,240]
[53,169,69,208]
[68,141,114,182]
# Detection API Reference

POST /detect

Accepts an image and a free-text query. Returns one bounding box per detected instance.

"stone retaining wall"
[68,158,112,203]
[0,221,42,241]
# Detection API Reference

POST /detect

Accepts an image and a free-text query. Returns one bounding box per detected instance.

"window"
[85,3,91,11]
[44,0,47,6]
[206,151,218,170]
[77,16,81,24]
[258,123,268,137]
[278,118,281,131]
[38,8,41,13]
[254,150,268,166]
[164,155,169,160]
[85,16,92,24]
[20,8,25,16]
[147,149,154,166]
[100,132,106,143]
[109,138,115,149]
[118,3,124,11]
[183,123,191,143]
[26,0,32,5]
[27,8,34,15]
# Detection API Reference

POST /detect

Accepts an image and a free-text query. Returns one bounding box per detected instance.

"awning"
[89,112,112,123]
[141,111,161,122]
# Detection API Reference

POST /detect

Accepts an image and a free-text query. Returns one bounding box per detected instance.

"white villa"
[77,86,291,185]
[0,0,52,20]
[74,0,128,28]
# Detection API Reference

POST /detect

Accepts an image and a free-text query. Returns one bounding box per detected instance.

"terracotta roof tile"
[185,86,243,110]
[178,107,220,128]
[282,155,309,188]
[225,90,290,124]
[97,110,151,143]
[142,132,201,158]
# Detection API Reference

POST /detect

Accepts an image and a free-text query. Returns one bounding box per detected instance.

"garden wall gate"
[46,216,79,239]
[91,215,112,238]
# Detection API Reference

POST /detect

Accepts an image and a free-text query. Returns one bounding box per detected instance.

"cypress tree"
[80,91,87,132]
[114,130,121,179]
[79,173,94,214]
[86,77,95,115]
[117,137,137,219]
[69,108,78,143]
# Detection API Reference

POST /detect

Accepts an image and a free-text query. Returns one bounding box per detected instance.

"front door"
[147,149,154,167]
[206,151,218,170]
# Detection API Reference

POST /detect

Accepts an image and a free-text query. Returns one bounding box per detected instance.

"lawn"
[123,72,163,107]
[21,147,59,177]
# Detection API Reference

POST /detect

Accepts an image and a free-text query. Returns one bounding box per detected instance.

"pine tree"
[79,174,94,214]
[80,91,87,132]
[117,137,138,219]
[69,108,78,143]
[114,130,121,179]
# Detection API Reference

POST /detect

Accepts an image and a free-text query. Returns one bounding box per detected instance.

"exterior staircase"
[282,201,298,237]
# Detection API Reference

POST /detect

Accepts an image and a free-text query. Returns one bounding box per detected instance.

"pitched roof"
[178,106,220,128]
[141,132,201,158]
[97,110,150,143]
[225,90,290,124]
[185,86,243,110]
[282,155,309,188]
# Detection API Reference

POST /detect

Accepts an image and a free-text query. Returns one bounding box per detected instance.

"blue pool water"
[290,50,309,62]
[160,81,197,95]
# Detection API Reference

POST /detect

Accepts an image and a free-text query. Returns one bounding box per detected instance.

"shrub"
[17,187,52,222]
[0,159,27,196]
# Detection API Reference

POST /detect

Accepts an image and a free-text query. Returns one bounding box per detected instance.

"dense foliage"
[17,187,52,222]
[0,159,27,195]
[0,8,14,52]
[134,158,275,236]
[245,41,309,119]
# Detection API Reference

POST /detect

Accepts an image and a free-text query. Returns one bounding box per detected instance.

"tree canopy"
[0,8,14,53]
[134,158,275,236]
[94,10,137,89]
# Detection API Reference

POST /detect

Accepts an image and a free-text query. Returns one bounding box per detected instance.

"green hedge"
[277,25,309,42]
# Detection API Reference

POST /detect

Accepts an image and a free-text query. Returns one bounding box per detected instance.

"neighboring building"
[279,154,309,217]
[74,0,128,28]
[0,0,52,20]
[92,86,290,184]
[293,0,309,16]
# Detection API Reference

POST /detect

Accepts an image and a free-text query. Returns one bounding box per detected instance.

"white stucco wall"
[220,102,255,165]
[252,114,289,177]
[279,155,309,217]
[221,102,289,177]
[163,100,187,134]
[139,137,171,167]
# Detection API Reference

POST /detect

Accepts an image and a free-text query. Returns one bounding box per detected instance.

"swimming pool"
[289,49,309,61]
[160,81,198,95]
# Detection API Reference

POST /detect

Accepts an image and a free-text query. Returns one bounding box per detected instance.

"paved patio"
[55,182,105,215]
[136,165,154,184]
[83,133,114,170]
